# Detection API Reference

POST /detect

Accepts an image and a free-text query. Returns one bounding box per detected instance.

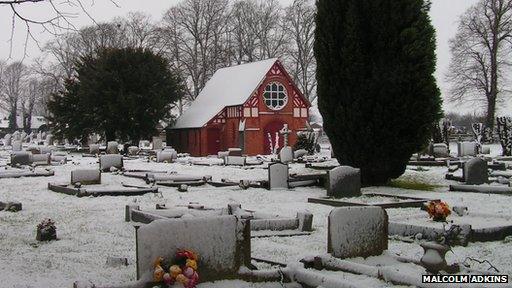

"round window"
[263,81,288,110]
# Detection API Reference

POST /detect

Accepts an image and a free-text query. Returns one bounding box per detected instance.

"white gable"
[173,58,278,129]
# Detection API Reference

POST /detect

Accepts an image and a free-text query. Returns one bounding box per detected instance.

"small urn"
[420,242,449,274]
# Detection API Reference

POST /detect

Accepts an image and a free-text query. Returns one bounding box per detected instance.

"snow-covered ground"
[0,145,511,288]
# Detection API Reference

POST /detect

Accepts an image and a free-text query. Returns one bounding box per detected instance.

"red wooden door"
[263,120,286,155]
[207,128,221,155]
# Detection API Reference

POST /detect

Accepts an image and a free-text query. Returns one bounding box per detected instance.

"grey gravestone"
[156,151,173,163]
[225,156,246,166]
[328,207,388,259]
[136,216,250,283]
[36,131,42,143]
[99,155,123,172]
[228,148,242,156]
[297,212,313,232]
[20,132,27,142]
[89,144,100,155]
[294,149,308,159]
[218,151,229,159]
[106,141,119,154]
[12,131,21,141]
[71,169,101,185]
[152,137,163,150]
[457,142,477,157]
[11,151,32,166]
[327,166,361,198]
[268,162,288,190]
[127,146,140,156]
[3,134,12,146]
[481,146,491,154]
[432,143,449,158]
[39,146,53,155]
[463,158,488,185]
[12,140,22,151]
[32,153,51,165]
[44,134,53,146]
[279,146,293,164]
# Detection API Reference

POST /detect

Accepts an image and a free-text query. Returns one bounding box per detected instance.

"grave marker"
[71,169,101,185]
[463,158,488,185]
[327,166,361,198]
[328,207,388,259]
[268,162,288,189]
[279,146,293,164]
[106,141,119,154]
[135,216,250,283]
[99,154,123,171]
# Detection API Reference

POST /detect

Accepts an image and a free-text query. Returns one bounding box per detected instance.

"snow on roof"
[173,58,278,129]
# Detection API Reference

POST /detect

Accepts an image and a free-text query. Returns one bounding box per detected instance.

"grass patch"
[387,179,440,191]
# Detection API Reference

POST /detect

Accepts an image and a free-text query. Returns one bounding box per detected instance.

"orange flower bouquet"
[426,200,451,222]
[153,249,199,288]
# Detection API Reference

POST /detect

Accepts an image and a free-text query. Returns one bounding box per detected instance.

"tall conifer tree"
[315,0,442,185]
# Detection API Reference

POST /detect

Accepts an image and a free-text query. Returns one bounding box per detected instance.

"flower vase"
[420,242,449,273]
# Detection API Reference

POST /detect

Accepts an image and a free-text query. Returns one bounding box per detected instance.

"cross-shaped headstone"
[279,124,291,147]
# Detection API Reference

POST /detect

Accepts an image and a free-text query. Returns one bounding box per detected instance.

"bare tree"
[161,0,231,100]
[254,0,288,60]
[284,0,316,103]
[230,1,260,63]
[447,0,512,128]
[0,61,28,129]
[1,0,119,59]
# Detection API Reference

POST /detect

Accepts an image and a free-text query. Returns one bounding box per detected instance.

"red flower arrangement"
[426,200,451,222]
[153,249,199,288]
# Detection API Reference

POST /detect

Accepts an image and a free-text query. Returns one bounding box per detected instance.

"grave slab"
[327,166,361,198]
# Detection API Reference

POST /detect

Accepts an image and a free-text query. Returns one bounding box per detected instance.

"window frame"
[263,81,288,111]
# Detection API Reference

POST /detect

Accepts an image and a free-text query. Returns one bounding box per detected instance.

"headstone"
[12,131,21,141]
[32,153,51,165]
[89,144,100,155]
[228,148,242,156]
[127,146,140,156]
[294,149,308,159]
[279,124,291,146]
[463,157,488,185]
[225,156,246,166]
[218,151,229,159]
[39,146,53,155]
[135,216,250,283]
[457,142,478,157]
[36,131,42,143]
[3,134,12,146]
[279,146,293,164]
[432,143,449,158]
[156,150,176,163]
[71,169,101,185]
[328,207,388,259]
[327,166,361,198]
[268,162,288,189]
[152,136,163,150]
[106,141,119,154]
[44,134,53,146]
[481,146,491,155]
[99,154,123,172]
[20,131,27,142]
[297,212,314,232]
[10,151,32,166]
[12,140,22,151]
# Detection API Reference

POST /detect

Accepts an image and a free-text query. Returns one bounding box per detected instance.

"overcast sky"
[0,0,483,113]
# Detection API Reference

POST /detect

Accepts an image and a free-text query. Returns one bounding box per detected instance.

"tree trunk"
[486,97,496,129]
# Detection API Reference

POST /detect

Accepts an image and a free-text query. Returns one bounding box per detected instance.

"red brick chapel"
[167,58,311,156]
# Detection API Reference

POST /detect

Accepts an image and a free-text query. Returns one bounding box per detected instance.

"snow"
[0,146,512,287]
[172,58,278,129]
